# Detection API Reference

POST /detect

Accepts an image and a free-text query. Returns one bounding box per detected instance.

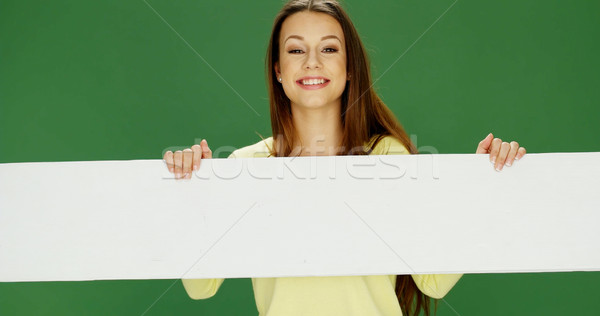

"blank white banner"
[1,153,599,282]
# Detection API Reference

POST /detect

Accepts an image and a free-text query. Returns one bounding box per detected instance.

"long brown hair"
[265,1,432,315]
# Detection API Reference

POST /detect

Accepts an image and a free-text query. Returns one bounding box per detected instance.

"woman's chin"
[292,97,340,110]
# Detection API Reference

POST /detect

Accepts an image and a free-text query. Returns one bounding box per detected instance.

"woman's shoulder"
[228,136,274,158]
[368,134,410,156]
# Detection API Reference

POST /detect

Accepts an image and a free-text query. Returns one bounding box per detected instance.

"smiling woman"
[163,0,527,315]
[263,2,423,160]
[0,0,599,314]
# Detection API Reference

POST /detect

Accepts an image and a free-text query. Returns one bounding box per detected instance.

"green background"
[1,0,599,315]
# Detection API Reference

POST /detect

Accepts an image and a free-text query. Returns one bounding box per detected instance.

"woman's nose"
[303,50,321,69]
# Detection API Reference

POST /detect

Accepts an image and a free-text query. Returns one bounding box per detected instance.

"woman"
[163,1,526,315]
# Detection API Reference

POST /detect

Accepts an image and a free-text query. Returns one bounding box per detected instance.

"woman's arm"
[409,134,525,299]
[163,139,226,300]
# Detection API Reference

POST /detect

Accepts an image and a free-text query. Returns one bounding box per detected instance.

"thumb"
[201,139,212,159]
[476,133,493,154]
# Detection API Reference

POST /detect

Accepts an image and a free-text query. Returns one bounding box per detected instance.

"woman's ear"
[274,62,281,79]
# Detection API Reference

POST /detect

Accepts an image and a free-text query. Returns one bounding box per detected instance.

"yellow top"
[182,135,462,316]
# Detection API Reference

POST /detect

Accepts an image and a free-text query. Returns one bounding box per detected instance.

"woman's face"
[275,11,347,111]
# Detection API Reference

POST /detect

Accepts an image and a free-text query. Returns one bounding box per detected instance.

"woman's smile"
[296,76,331,90]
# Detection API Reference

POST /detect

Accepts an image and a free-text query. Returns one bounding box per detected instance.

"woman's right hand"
[163,139,212,180]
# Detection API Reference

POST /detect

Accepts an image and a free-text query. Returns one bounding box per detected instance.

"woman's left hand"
[476,133,526,171]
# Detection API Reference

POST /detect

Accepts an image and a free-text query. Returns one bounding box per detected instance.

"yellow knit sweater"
[182,135,462,315]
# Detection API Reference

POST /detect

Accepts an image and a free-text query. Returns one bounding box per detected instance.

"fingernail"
[506,161,512,167]
[491,157,496,164]
[515,156,520,160]
[184,173,190,179]
[193,165,198,171]
[495,165,501,172]
[175,173,181,178]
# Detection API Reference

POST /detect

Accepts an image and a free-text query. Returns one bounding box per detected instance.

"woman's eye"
[287,48,337,54]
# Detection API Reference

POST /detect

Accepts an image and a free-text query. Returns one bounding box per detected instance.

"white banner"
[1,153,599,282]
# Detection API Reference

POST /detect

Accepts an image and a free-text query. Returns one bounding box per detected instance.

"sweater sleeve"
[181,278,225,300]
[411,274,463,299]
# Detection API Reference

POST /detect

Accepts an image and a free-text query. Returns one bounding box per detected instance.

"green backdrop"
[1,0,599,315]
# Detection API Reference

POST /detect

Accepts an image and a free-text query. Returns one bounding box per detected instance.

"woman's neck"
[290,102,343,156]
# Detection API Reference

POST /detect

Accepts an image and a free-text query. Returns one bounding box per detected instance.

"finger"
[201,139,212,159]
[489,138,502,164]
[173,150,183,179]
[495,142,511,171]
[515,147,527,160]
[505,141,519,167]
[182,148,193,179]
[476,133,494,154]
[163,151,174,173]
[191,144,202,171]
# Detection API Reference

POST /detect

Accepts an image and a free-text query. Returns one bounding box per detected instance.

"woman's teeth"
[302,79,326,85]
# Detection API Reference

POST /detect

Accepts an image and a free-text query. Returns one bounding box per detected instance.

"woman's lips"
[296,79,331,90]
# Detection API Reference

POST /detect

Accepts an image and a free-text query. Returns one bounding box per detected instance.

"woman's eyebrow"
[284,34,342,44]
